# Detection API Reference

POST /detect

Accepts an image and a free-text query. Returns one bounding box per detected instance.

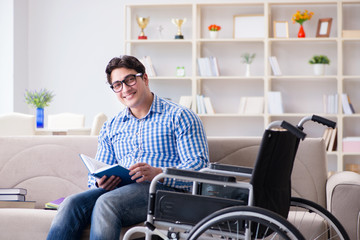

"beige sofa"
[0,136,357,239]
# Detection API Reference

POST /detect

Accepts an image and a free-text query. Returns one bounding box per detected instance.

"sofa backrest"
[0,136,97,208]
[0,136,327,209]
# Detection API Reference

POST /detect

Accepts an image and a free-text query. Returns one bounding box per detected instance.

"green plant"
[24,89,55,108]
[241,53,256,64]
[309,55,330,65]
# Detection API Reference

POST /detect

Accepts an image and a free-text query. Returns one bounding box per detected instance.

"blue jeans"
[47,182,178,240]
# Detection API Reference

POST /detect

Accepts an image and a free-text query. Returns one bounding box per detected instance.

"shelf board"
[198,76,264,80]
[199,114,264,117]
[269,37,338,42]
[270,75,337,80]
[342,152,360,156]
[342,114,360,118]
[198,38,265,43]
[149,76,192,81]
[269,113,337,117]
[126,39,192,44]
[342,38,360,42]
[343,76,360,79]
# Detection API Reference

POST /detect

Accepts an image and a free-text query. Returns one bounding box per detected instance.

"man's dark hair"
[105,55,145,85]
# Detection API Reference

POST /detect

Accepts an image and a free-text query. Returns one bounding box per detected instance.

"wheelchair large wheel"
[289,197,349,240]
[187,205,305,240]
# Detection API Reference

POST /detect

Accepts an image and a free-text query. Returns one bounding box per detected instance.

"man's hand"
[96,175,121,191]
[129,162,163,183]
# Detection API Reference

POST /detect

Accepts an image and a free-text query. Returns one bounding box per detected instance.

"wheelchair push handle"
[281,121,306,140]
[311,115,336,128]
[297,115,336,130]
[267,120,306,140]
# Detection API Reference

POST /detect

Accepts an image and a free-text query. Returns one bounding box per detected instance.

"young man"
[47,55,209,240]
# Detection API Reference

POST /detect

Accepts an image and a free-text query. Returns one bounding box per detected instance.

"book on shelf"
[209,56,220,76]
[179,96,192,109]
[343,137,360,153]
[347,94,356,114]
[323,94,338,114]
[342,93,355,114]
[0,188,27,195]
[203,97,215,114]
[196,95,206,114]
[45,197,65,210]
[197,57,219,77]
[238,97,264,114]
[140,56,157,77]
[0,201,35,209]
[322,127,332,150]
[269,56,282,76]
[79,154,137,187]
[267,91,284,114]
[327,127,337,152]
[0,195,25,201]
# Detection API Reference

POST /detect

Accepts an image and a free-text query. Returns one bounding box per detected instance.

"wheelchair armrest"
[210,163,253,175]
[165,168,236,183]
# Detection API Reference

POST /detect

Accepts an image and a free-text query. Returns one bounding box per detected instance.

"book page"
[80,154,108,173]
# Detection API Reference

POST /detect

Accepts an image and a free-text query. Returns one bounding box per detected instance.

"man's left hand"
[129,162,163,183]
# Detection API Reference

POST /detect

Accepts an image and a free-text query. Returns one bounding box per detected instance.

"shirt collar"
[122,93,162,122]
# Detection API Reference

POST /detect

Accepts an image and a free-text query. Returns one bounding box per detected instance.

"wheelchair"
[123,115,349,240]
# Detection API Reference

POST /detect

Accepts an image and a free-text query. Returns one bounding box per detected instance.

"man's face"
[110,68,149,109]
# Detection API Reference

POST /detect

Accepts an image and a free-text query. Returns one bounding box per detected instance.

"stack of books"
[45,197,65,210]
[197,56,220,77]
[0,188,35,208]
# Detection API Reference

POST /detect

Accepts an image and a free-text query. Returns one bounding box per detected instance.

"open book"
[79,154,136,187]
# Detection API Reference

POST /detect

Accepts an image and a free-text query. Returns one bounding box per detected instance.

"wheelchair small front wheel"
[187,205,305,240]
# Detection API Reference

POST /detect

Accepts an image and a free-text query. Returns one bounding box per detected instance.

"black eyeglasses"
[110,73,143,93]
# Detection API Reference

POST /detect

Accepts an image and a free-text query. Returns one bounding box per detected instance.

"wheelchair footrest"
[154,190,244,225]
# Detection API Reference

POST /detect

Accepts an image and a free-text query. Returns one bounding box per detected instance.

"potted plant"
[208,24,221,39]
[24,89,55,128]
[309,55,330,76]
[241,53,256,77]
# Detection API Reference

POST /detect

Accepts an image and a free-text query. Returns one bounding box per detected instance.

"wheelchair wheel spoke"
[289,197,349,240]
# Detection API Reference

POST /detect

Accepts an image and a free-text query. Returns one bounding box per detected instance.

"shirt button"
[136,132,140,135]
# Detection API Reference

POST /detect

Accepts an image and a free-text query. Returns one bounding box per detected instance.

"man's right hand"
[97,175,121,191]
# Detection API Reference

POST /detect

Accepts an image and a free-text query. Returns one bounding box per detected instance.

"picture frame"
[316,18,333,37]
[273,21,289,38]
[233,14,265,39]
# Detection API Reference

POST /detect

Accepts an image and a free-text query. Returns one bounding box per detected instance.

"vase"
[298,24,305,38]
[209,31,218,39]
[36,108,44,128]
[245,64,251,77]
[313,64,325,76]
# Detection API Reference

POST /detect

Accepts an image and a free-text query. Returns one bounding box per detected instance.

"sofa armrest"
[327,171,360,240]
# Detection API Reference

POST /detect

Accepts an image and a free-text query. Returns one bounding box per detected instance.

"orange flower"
[208,24,221,31]
[292,10,314,25]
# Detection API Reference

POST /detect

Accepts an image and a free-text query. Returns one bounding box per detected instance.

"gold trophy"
[172,18,186,39]
[137,16,149,40]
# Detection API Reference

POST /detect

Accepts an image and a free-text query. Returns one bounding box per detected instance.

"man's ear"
[143,73,149,86]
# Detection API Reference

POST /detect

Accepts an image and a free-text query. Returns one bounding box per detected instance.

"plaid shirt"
[88,94,209,190]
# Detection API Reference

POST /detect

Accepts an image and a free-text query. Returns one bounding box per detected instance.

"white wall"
[27,0,125,127]
[0,0,14,113]
[14,0,29,113]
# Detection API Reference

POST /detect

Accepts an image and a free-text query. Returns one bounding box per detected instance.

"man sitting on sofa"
[46,55,209,240]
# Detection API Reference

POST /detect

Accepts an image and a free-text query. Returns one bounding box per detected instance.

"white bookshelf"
[124,1,360,172]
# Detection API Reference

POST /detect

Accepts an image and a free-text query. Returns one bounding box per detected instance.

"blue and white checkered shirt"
[88,94,209,191]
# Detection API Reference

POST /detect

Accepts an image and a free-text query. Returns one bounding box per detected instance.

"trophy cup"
[137,16,149,40]
[171,18,186,39]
